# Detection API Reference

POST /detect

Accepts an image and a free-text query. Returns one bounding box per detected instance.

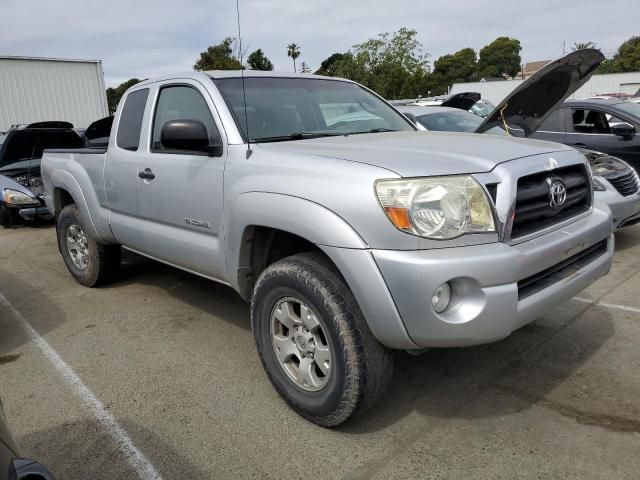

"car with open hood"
[398,49,640,230]
[0,122,82,227]
[530,98,640,173]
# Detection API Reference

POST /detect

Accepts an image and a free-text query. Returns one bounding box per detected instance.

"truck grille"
[518,239,607,300]
[511,165,591,238]
[603,169,640,197]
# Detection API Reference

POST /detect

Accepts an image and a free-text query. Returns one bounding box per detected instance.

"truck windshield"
[213,77,415,142]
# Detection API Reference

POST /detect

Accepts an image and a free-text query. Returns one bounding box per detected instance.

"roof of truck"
[205,70,340,80]
[133,70,351,88]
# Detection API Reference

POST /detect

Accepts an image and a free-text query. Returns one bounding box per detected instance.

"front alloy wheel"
[271,297,331,392]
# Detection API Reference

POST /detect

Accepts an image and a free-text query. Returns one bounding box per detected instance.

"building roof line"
[0,55,102,64]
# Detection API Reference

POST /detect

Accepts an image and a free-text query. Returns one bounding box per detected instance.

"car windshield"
[416,110,506,135]
[615,102,640,119]
[213,77,414,142]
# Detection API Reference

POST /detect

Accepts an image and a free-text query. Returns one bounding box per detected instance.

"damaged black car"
[0,121,82,227]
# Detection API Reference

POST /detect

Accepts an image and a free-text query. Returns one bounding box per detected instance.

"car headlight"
[3,189,38,205]
[375,176,496,239]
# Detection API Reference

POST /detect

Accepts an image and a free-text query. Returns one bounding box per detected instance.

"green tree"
[571,41,596,51]
[431,47,477,93]
[333,27,430,99]
[477,37,522,79]
[194,38,242,71]
[315,53,346,76]
[599,36,640,73]
[106,78,141,114]
[287,43,301,72]
[247,49,273,71]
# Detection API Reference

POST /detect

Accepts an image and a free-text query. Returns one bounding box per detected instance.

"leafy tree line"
[106,33,640,111]
[319,29,522,99]
[598,36,640,73]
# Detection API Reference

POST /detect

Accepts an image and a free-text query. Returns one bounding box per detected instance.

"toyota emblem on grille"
[548,179,567,209]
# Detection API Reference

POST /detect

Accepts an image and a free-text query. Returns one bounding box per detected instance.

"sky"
[0,0,636,88]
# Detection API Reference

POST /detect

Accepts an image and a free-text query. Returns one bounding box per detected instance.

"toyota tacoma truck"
[41,69,614,427]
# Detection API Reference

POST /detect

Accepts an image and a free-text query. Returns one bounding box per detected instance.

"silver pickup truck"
[42,70,614,427]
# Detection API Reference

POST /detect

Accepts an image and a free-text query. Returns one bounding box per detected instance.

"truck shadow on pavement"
[614,226,640,251]
[17,418,209,480]
[0,270,65,357]
[344,305,617,433]
[107,250,250,331]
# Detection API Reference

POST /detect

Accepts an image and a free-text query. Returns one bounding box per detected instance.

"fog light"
[432,282,452,313]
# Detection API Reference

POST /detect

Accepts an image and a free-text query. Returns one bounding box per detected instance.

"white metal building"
[0,55,108,132]
[450,72,640,105]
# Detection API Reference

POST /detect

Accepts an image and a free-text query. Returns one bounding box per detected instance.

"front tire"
[56,204,121,287]
[251,252,393,427]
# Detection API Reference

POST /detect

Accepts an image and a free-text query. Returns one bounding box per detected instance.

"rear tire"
[251,251,393,427]
[56,204,120,287]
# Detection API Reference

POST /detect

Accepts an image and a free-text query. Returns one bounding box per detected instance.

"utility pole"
[562,41,566,55]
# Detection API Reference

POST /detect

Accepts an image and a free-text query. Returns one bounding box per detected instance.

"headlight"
[375,176,496,239]
[3,189,38,205]
[588,153,632,177]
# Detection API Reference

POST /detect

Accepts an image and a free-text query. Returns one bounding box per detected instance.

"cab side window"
[570,108,612,134]
[151,85,220,153]
[116,89,149,151]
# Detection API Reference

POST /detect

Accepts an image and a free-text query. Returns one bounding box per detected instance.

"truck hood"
[476,49,604,136]
[257,131,573,177]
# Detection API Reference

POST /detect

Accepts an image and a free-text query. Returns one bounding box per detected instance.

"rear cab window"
[116,89,149,151]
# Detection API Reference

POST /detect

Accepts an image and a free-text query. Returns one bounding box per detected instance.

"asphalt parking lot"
[1,225,640,479]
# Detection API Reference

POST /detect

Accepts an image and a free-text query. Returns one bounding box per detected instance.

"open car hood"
[440,92,481,111]
[475,49,604,136]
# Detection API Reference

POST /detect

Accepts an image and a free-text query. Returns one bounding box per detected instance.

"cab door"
[104,88,150,250]
[136,81,227,280]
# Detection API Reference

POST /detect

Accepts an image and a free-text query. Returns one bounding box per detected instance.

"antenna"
[236,0,252,158]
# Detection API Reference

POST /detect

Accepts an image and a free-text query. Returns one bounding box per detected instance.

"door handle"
[138,168,155,180]
[573,143,587,148]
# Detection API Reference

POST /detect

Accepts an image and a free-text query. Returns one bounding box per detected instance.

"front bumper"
[595,183,640,229]
[370,206,613,348]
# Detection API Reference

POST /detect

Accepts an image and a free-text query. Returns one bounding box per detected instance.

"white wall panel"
[450,72,640,105]
[0,56,108,131]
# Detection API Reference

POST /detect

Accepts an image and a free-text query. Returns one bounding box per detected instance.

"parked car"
[42,67,613,427]
[0,121,82,227]
[531,98,640,172]
[0,398,54,479]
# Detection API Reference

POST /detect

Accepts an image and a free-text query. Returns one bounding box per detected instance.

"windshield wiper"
[252,132,342,143]
[351,128,399,135]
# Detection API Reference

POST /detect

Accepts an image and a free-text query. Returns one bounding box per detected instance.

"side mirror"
[611,122,636,139]
[403,112,418,126]
[160,119,222,156]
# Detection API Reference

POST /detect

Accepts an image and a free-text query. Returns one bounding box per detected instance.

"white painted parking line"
[573,296,640,314]
[0,292,162,480]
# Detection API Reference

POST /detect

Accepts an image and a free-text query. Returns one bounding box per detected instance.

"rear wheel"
[56,204,120,287]
[251,252,393,427]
